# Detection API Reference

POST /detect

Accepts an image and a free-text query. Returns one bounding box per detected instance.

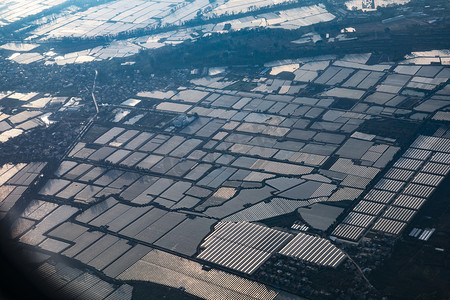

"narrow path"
[92,69,99,114]
[61,70,99,161]
[344,250,377,291]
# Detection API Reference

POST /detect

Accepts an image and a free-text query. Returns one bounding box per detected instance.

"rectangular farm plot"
[0,183,35,204]
[279,232,346,267]
[89,203,134,227]
[39,179,71,196]
[153,136,185,155]
[89,147,117,161]
[74,234,120,264]
[105,206,152,233]
[197,222,293,274]
[331,223,365,241]
[150,157,180,174]
[62,231,104,257]
[364,92,396,105]
[123,132,153,150]
[136,155,164,170]
[314,66,342,84]
[75,197,118,223]
[94,127,125,145]
[357,71,384,89]
[170,139,202,157]
[171,89,209,103]
[109,130,139,147]
[78,167,107,183]
[119,207,167,238]
[21,200,59,221]
[108,172,140,189]
[87,239,133,271]
[133,212,186,244]
[155,217,216,256]
[371,218,407,235]
[342,70,370,87]
[54,161,78,177]
[184,163,213,181]
[56,182,87,199]
[102,244,153,278]
[120,175,158,201]
[9,218,34,239]
[323,88,365,100]
[105,149,132,164]
[139,134,170,152]
[156,102,191,113]
[62,163,94,180]
[47,222,89,242]
[19,205,78,246]
[72,147,96,159]
[119,152,147,167]
[383,74,411,87]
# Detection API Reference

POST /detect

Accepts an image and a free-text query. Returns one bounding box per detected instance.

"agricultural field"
[0,0,449,298]
[0,0,68,26]
[1,48,449,299]
[1,1,335,64]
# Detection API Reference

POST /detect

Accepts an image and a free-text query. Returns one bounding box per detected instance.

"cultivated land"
[0,0,449,299]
